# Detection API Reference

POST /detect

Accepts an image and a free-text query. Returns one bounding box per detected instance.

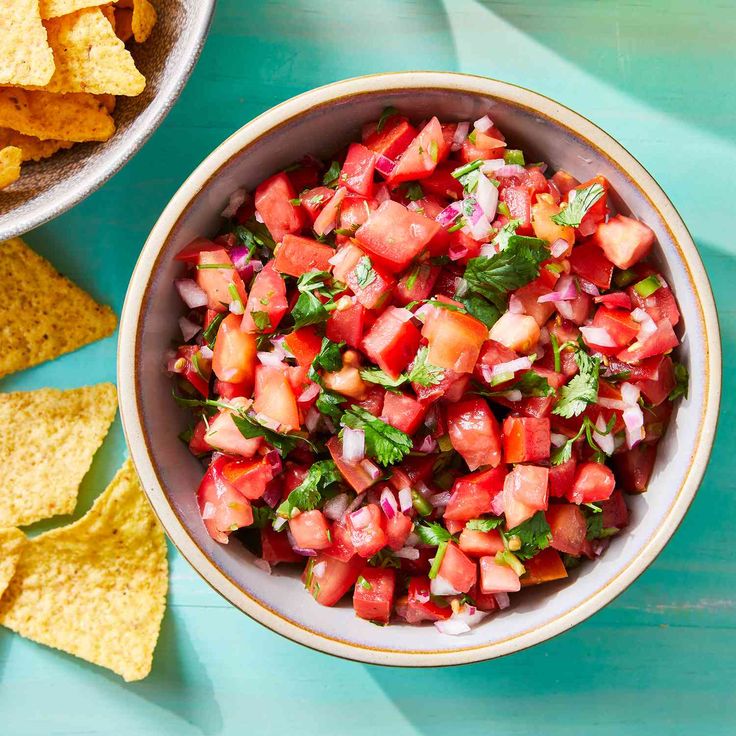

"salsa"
[168,109,687,635]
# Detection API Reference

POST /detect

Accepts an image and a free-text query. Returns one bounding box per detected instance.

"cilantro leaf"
[491,218,522,250]
[504,511,551,560]
[585,509,619,541]
[455,292,501,328]
[291,291,330,330]
[341,406,412,466]
[250,310,272,332]
[310,338,344,375]
[466,517,504,532]
[297,269,343,297]
[354,256,376,289]
[323,160,341,187]
[551,183,605,227]
[553,349,600,419]
[231,411,312,457]
[669,362,689,401]
[407,346,444,387]
[512,370,555,398]
[233,219,276,252]
[463,235,549,311]
[360,368,408,390]
[367,548,401,569]
[202,311,226,349]
[414,521,456,547]
[276,460,342,518]
[251,506,275,529]
[404,182,424,201]
[376,106,399,133]
[315,388,345,424]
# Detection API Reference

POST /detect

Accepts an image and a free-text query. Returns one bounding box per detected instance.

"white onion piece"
[623,405,645,449]
[429,491,452,508]
[499,390,522,402]
[252,558,272,575]
[479,243,497,258]
[392,307,414,323]
[342,427,366,463]
[451,121,470,151]
[473,114,494,132]
[323,493,350,521]
[475,172,499,221]
[254,211,264,223]
[494,592,511,610]
[257,351,285,367]
[430,575,460,597]
[394,546,420,560]
[435,619,471,636]
[494,164,526,177]
[312,561,326,577]
[508,293,524,314]
[273,516,288,531]
[175,278,208,309]
[305,407,320,433]
[593,414,615,455]
[343,492,367,520]
[550,238,569,258]
[229,299,244,315]
[417,435,438,453]
[550,432,568,448]
[178,316,200,342]
[360,458,382,481]
[579,279,600,296]
[621,382,641,406]
[398,487,413,513]
[199,345,214,360]
[453,606,489,628]
[221,188,247,218]
[580,326,617,348]
[380,487,398,519]
[350,506,372,530]
[481,158,506,174]
[493,356,532,376]
[254,412,280,432]
[297,382,320,403]
[598,397,628,411]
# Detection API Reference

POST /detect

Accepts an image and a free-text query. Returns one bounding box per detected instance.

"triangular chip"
[0,459,168,682]
[0,145,22,189]
[131,0,157,43]
[39,0,107,19]
[0,384,118,527]
[0,528,26,600]
[34,8,145,96]
[0,238,117,378]
[0,89,115,142]
[0,128,73,162]
[0,0,55,86]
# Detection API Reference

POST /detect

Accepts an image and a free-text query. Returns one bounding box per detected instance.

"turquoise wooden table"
[1,1,734,732]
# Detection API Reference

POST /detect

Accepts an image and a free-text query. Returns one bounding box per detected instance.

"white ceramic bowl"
[118,72,721,665]
[0,0,216,240]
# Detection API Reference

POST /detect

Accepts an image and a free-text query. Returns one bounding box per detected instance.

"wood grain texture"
[1,0,734,732]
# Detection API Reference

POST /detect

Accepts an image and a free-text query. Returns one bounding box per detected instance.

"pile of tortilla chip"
[0,236,168,680]
[0,0,157,190]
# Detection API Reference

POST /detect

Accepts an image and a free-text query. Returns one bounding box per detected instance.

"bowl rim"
[0,0,217,242]
[118,71,722,666]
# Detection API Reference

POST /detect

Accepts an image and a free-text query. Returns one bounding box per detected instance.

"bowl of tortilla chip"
[0,0,216,239]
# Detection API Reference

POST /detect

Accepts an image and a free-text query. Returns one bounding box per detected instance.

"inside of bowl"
[135,86,704,655]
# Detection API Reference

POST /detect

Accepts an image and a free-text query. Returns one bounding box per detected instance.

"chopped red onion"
[430,575,460,597]
[175,278,208,309]
[508,293,524,313]
[251,259,264,273]
[342,427,366,463]
[328,248,350,268]
[490,492,505,516]
[550,432,568,448]
[479,243,497,258]
[475,172,499,221]
[297,382,320,403]
[349,506,372,530]
[595,291,631,310]
[580,326,617,348]
[257,351,285,367]
[398,487,413,513]
[435,618,472,636]
[394,546,420,560]
[414,480,432,498]
[417,435,438,453]
[448,239,469,262]
[623,404,645,449]
[253,412,280,432]
[436,201,463,228]
[287,530,318,557]
[591,538,610,557]
[392,307,414,323]
[305,407,320,433]
[262,480,282,509]
[598,397,628,411]
[374,184,390,204]
[254,211,264,223]
[413,303,435,323]
[323,493,350,521]
[494,592,511,610]
[451,121,470,150]
[481,158,506,174]
[199,345,214,360]
[494,164,526,178]
[165,351,182,374]
[493,356,532,376]
[473,114,494,133]
[178,316,201,342]
[538,275,578,303]
[593,414,615,455]
[360,458,382,481]
[452,605,489,628]
[230,245,251,272]
[499,390,522,402]
[429,491,452,508]
[380,487,398,520]
[265,449,282,476]
[621,382,640,406]
[579,279,600,297]
[221,188,247,218]
[550,238,569,258]
[252,558,272,575]
[375,154,396,177]
[273,516,288,531]
[343,492,367,520]
[270,336,289,361]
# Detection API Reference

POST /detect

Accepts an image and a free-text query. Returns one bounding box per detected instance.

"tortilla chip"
[37,8,145,96]
[0,528,26,600]
[0,89,115,142]
[0,459,168,682]
[131,0,157,43]
[0,128,73,162]
[39,0,107,19]
[114,7,134,43]
[0,384,118,527]
[0,0,55,87]
[0,238,117,378]
[0,146,22,189]
[100,3,116,29]
[96,93,116,113]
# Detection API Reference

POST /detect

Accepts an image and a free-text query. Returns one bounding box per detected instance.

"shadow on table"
[473,0,734,141]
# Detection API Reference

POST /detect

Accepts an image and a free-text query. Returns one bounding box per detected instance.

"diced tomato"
[551,170,579,197]
[502,186,533,234]
[197,457,253,543]
[568,462,615,504]
[388,455,437,493]
[460,129,506,163]
[546,503,587,555]
[274,234,334,277]
[352,384,385,416]
[520,548,568,586]
[381,391,427,434]
[512,278,557,326]
[363,115,417,160]
[175,237,222,263]
[474,339,517,384]
[506,464,549,513]
[612,443,656,493]
[361,306,422,378]
[643,400,672,443]
[289,510,332,550]
[324,521,357,562]
[479,558,521,594]
[617,319,679,363]
[421,306,488,372]
[314,186,347,237]
[241,262,289,333]
[388,117,445,184]
[176,344,211,397]
[569,241,615,290]
[403,577,452,622]
[595,214,654,270]
[326,436,377,493]
[261,527,301,564]
[211,313,257,389]
[419,161,464,201]
[326,300,366,348]
[204,408,262,457]
[549,456,577,498]
[221,456,274,500]
[488,312,540,353]
[601,490,629,529]
[445,466,506,521]
[447,398,502,470]
[346,258,396,309]
[188,418,210,456]
[253,365,300,431]
[636,354,676,406]
[254,172,305,243]
[459,528,505,558]
[195,248,248,311]
[573,176,610,237]
[629,282,681,327]
[346,504,388,558]
[395,264,439,306]
[304,553,363,606]
[385,512,413,551]
[592,307,639,347]
[282,326,321,367]
[437,543,477,594]
[353,566,396,623]
[355,200,441,272]
[531,197,575,251]
[445,519,465,535]
[299,186,335,222]
[338,195,374,239]
[502,416,550,463]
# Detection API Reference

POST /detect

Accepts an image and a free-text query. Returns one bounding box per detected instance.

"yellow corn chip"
[0,384,118,527]
[0,528,26,600]
[0,89,115,142]
[36,8,145,96]
[0,128,73,162]
[39,0,107,19]
[0,146,22,189]
[0,0,55,86]
[96,93,116,113]
[114,7,133,43]
[100,3,115,29]
[0,238,117,378]
[132,0,157,43]
[0,458,168,682]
